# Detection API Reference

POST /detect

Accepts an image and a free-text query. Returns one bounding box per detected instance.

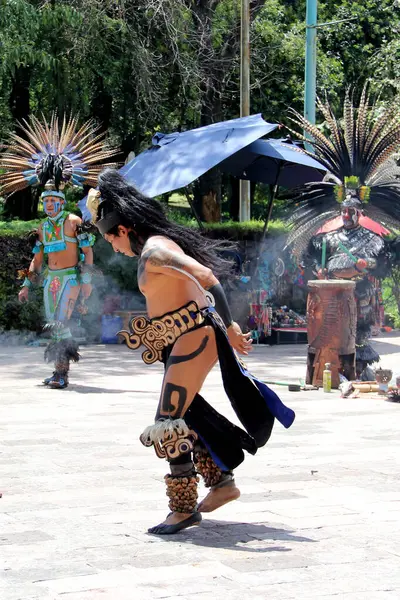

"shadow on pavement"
[30,383,158,394]
[150,520,315,552]
[369,338,400,356]
[61,384,133,394]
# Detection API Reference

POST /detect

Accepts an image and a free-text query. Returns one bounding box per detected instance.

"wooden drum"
[306,280,357,389]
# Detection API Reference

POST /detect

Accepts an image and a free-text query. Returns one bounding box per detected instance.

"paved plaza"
[1,334,400,600]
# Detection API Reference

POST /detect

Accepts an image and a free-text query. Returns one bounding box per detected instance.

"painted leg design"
[143,326,218,534]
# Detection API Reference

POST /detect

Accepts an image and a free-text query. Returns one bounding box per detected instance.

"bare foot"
[198,482,240,513]
[148,511,202,535]
[161,512,193,526]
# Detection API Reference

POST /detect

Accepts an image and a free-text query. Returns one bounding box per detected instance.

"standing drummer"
[307,195,388,374]
[283,89,400,379]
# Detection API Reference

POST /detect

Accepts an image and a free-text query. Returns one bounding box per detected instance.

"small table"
[271,327,307,345]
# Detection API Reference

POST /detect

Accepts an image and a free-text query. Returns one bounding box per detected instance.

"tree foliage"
[1,0,400,219]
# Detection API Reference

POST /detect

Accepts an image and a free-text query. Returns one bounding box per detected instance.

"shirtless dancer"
[87,169,295,534]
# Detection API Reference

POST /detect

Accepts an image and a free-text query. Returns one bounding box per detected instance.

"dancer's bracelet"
[207,283,233,328]
[22,278,32,288]
[81,272,92,284]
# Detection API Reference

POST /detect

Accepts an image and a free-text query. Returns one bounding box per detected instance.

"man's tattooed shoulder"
[139,245,187,272]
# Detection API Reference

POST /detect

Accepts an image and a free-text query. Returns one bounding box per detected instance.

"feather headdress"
[0,113,119,195]
[284,85,400,258]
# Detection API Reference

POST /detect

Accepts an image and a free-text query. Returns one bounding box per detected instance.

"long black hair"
[97,168,235,277]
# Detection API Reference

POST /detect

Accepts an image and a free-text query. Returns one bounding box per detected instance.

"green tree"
[2,0,400,222]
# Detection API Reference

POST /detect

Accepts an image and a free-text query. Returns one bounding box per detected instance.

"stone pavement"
[1,334,400,600]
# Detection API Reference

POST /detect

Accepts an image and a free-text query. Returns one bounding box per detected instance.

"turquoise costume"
[36,211,95,329]
[38,211,95,388]
[0,112,118,389]
[43,267,79,328]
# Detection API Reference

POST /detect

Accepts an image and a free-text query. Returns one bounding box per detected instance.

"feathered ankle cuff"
[140,418,198,460]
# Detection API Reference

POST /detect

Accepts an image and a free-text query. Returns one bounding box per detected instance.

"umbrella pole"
[261,185,277,241]
[253,172,281,277]
[253,164,282,279]
[184,190,204,230]
[261,164,282,241]
[253,184,277,281]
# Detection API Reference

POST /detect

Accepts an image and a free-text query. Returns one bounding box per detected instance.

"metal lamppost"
[304,0,357,133]
[304,0,318,127]
[239,0,251,222]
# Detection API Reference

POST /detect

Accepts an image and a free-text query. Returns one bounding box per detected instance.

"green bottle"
[323,363,332,393]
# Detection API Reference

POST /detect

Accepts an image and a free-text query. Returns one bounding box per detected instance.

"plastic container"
[101,315,123,344]
[323,363,332,393]
[375,368,393,395]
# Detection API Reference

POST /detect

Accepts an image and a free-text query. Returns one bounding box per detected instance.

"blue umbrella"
[219,138,327,187]
[219,138,327,238]
[79,114,277,222]
[78,114,277,221]
[120,114,278,196]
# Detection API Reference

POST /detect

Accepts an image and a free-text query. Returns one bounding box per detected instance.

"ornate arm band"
[18,268,40,287]
[32,240,43,254]
[80,263,95,284]
[77,233,96,248]
[366,258,377,269]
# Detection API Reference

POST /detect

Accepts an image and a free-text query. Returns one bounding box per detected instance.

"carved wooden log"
[307,280,357,388]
